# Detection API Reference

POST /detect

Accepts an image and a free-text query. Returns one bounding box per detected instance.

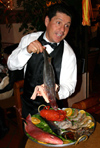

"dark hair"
[4,43,19,55]
[46,2,73,21]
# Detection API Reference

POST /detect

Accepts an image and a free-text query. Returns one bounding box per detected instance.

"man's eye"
[65,24,70,28]
[57,21,60,24]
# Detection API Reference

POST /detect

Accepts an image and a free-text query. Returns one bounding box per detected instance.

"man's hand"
[31,84,49,103]
[31,84,59,103]
[27,40,45,54]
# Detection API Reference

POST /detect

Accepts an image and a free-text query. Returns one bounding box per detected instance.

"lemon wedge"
[87,121,94,128]
[64,108,72,116]
[63,140,70,144]
[79,110,86,114]
[31,117,41,124]
[86,116,92,120]
[38,141,47,144]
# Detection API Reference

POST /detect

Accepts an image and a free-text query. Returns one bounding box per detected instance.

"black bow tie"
[41,39,57,49]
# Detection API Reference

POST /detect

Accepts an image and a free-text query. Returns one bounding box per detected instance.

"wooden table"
[25,122,100,148]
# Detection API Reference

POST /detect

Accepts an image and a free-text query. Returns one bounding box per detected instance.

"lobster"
[40,106,67,121]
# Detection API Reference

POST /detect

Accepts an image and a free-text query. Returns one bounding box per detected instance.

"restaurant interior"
[0,0,100,148]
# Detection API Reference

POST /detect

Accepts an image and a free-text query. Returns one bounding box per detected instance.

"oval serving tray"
[25,108,96,147]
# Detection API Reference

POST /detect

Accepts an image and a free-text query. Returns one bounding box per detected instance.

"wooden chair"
[14,80,24,137]
[0,95,15,125]
[72,93,100,115]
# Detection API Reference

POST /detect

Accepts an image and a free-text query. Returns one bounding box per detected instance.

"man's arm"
[7,32,44,71]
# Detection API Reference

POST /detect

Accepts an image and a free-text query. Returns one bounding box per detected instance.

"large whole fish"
[24,114,63,145]
[43,49,58,110]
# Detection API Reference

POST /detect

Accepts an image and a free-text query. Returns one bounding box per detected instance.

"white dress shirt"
[7,31,77,100]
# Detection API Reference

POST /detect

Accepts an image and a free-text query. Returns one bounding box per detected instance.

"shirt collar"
[43,32,59,46]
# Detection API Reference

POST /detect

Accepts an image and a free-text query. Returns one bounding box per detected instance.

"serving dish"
[25,107,96,147]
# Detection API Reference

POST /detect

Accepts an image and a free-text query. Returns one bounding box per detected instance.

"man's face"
[45,12,71,43]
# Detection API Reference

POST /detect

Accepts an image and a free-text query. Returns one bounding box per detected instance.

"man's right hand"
[27,40,45,54]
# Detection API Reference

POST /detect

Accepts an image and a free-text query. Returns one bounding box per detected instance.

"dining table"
[25,121,100,148]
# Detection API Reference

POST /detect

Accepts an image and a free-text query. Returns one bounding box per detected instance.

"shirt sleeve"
[7,36,32,71]
[58,41,77,100]
[7,32,43,71]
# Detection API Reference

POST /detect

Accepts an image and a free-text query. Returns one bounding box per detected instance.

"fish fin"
[26,114,32,122]
[31,86,39,100]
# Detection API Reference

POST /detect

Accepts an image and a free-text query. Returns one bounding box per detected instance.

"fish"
[24,114,63,145]
[41,116,62,135]
[43,49,58,110]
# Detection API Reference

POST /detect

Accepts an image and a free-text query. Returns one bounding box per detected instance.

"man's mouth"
[57,33,62,37]
[56,32,64,37]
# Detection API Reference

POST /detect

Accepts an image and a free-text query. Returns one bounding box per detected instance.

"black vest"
[22,33,64,117]
[23,32,64,99]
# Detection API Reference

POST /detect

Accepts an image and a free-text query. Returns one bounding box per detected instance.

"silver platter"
[25,108,96,147]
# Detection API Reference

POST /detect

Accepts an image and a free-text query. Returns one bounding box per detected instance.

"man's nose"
[60,25,65,32]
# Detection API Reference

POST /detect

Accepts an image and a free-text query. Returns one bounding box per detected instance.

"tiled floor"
[0,64,100,148]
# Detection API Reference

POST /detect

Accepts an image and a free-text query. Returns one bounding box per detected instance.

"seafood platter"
[24,106,96,147]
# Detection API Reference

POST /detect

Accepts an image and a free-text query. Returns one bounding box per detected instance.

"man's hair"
[46,2,73,21]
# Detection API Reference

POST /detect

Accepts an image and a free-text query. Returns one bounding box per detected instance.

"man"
[7,3,77,118]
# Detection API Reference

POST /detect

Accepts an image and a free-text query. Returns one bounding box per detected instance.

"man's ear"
[45,16,50,27]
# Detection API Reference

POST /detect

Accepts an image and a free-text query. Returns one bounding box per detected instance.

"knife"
[41,117,62,135]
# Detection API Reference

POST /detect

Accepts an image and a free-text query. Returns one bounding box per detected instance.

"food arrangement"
[25,107,95,147]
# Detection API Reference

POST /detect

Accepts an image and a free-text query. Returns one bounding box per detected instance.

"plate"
[25,108,96,147]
